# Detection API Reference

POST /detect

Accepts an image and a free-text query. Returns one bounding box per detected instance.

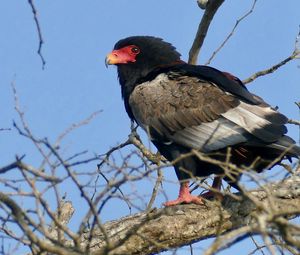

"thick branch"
[74,175,300,255]
[188,0,225,64]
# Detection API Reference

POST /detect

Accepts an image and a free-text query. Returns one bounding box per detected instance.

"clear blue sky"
[1,0,300,254]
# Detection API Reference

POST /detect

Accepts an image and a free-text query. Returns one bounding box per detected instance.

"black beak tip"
[105,57,109,68]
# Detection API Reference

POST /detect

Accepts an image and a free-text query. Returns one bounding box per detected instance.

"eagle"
[105,36,300,206]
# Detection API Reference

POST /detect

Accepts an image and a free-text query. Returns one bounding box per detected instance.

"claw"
[164,181,204,206]
[164,194,204,206]
[201,176,223,201]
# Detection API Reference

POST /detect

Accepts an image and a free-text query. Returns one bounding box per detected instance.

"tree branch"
[243,28,300,84]
[71,175,300,255]
[0,192,81,255]
[243,52,299,84]
[28,0,46,69]
[188,0,225,64]
[205,0,258,65]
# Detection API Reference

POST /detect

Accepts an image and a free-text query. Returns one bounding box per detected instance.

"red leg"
[201,176,223,200]
[164,181,204,206]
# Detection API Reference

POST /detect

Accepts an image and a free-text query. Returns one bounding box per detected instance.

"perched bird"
[106,36,300,206]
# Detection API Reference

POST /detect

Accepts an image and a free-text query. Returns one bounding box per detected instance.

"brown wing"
[129,74,239,130]
[129,73,288,152]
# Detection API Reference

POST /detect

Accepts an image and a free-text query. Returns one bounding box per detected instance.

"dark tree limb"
[188,0,225,64]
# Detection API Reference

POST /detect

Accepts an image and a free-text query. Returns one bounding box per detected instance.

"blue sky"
[1,0,300,254]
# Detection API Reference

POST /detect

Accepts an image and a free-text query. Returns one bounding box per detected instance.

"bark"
[73,175,300,255]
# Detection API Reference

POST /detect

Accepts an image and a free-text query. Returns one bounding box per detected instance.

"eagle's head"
[106,36,181,88]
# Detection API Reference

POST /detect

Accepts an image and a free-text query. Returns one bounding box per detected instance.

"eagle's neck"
[118,64,157,120]
[117,60,183,120]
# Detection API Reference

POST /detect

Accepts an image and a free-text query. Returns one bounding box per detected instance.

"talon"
[164,195,204,206]
[164,181,204,206]
[201,176,223,201]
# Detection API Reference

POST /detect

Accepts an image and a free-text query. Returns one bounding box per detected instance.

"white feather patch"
[171,118,248,152]
[221,102,272,132]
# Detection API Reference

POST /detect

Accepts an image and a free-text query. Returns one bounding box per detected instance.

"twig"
[288,119,300,126]
[129,133,165,164]
[97,139,131,169]
[0,192,81,255]
[249,234,266,255]
[188,0,225,64]
[205,0,258,65]
[204,226,252,255]
[243,28,300,84]
[243,53,299,84]
[93,169,132,214]
[0,155,25,174]
[146,168,163,211]
[55,111,102,147]
[295,102,300,145]
[197,0,208,10]
[27,0,46,69]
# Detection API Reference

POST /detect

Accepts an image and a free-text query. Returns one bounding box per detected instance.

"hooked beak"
[105,49,136,67]
[105,53,116,68]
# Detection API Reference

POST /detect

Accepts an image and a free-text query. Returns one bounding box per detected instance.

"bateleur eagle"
[106,36,300,206]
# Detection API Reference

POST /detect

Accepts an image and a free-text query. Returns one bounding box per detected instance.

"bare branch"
[188,0,225,64]
[243,53,299,85]
[0,192,81,255]
[146,169,163,211]
[197,0,208,10]
[243,29,300,84]
[55,111,102,147]
[27,0,46,69]
[0,155,25,174]
[205,0,258,65]
[288,119,300,126]
[77,175,300,255]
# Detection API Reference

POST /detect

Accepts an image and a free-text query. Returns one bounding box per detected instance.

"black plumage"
[106,36,300,206]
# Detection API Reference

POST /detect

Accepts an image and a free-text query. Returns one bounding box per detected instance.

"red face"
[105,45,140,66]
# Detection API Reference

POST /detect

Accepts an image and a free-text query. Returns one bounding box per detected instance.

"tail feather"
[267,135,300,158]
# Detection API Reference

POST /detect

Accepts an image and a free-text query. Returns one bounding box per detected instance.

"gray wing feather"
[129,73,289,152]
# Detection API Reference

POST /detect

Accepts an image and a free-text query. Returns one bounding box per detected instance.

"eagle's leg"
[164,181,204,206]
[201,176,223,200]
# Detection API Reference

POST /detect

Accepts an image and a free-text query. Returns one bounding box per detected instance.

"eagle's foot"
[164,194,204,206]
[164,181,204,206]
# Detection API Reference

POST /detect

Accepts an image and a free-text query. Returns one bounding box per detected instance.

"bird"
[105,36,300,206]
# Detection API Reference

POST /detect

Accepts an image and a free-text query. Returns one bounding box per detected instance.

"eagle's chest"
[128,73,208,128]
[128,74,175,126]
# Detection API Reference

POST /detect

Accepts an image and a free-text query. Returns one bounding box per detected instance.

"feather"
[108,36,300,204]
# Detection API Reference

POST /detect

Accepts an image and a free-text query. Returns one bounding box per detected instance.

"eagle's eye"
[131,47,140,54]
